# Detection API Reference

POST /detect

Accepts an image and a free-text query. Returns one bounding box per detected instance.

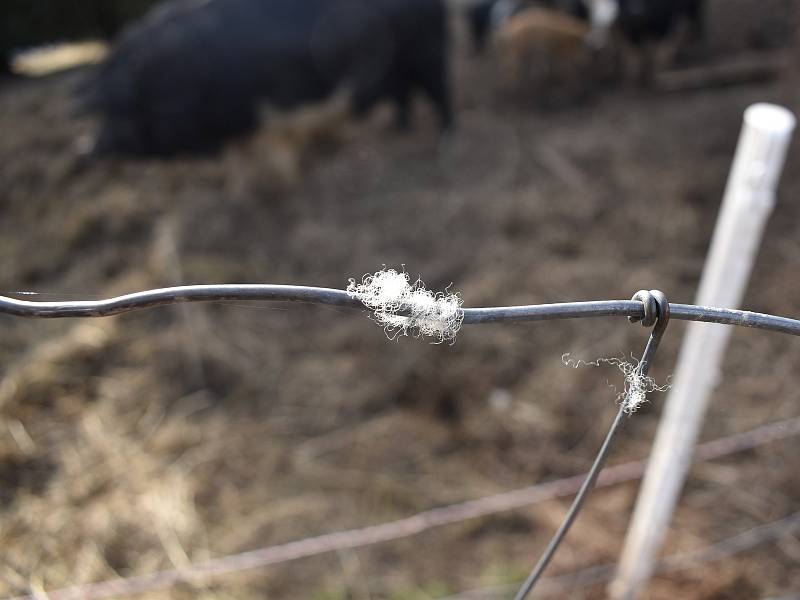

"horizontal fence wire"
[7,413,800,600]
[0,285,800,336]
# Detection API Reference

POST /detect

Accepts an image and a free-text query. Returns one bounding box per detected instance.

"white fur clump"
[347,269,463,343]
[562,353,670,413]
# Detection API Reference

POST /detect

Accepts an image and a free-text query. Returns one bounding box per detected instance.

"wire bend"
[629,289,670,329]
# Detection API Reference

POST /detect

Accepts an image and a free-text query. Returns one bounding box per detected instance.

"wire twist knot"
[629,289,670,328]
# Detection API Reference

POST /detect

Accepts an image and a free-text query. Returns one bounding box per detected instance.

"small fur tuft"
[347,268,463,343]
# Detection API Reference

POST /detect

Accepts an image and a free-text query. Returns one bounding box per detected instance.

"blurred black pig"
[78,0,452,157]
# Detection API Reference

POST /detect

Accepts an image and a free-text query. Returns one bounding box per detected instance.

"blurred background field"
[1,1,800,598]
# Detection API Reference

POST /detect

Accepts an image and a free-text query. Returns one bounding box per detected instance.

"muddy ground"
[1,2,799,599]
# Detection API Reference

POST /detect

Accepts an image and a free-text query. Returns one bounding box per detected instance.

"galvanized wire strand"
[1,285,800,337]
[513,403,628,600]
[0,285,361,317]
[6,411,799,600]
[513,291,670,600]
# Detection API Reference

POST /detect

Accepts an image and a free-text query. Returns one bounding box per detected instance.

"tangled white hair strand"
[347,268,463,344]
[562,353,670,413]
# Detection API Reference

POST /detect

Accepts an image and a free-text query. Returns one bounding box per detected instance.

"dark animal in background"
[467,0,705,85]
[78,0,452,157]
[468,0,705,46]
[613,0,705,82]
[616,0,704,47]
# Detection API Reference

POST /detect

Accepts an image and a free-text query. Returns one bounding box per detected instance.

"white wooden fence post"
[609,103,796,600]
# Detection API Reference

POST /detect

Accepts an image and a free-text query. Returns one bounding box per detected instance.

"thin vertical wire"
[513,291,670,600]
[512,403,628,600]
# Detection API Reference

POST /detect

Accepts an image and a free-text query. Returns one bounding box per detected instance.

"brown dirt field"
[0,2,799,599]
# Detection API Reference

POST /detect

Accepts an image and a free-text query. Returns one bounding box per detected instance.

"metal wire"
[513,403,629,600]
[0,285,799,337]
[513,291,670,600]
[0,285,360,317]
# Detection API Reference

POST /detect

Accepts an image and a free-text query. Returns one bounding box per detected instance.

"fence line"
[2,286,800,337]
[3,282,800,599]
[8,413,800,600]
[443,509,800,599]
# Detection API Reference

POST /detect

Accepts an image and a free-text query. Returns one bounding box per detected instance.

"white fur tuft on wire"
[347,269,464,343]
[562,353,670,413]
